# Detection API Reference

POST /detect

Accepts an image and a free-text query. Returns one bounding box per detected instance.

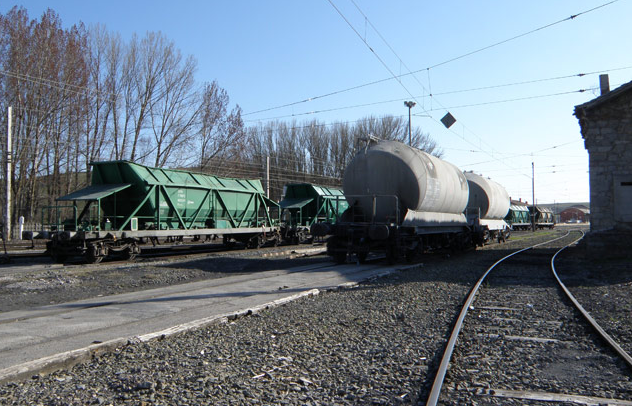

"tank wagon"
[327,139,474,263]
[464,171,511,243]
[46,161,280,263]
[278,183,349,244]
[505,203,531,230]
[529,206,555,229]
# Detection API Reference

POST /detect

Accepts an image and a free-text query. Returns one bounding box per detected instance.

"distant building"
[574,77,632,255]
[559,205,590,223]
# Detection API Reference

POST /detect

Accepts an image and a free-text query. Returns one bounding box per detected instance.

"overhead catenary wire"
[308,1,618,182]
[461,140,583,166]
[326,3,529,178]
[427,0,619,71]
[325,0,420,105]
[244,1,620,117]
[244,85,603,123]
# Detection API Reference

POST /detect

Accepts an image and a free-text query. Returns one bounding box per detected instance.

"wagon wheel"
[498,231,507,243]
[86,244,104,264]
[51,250,67,264]
[297,230,309,244]
[121,243,140,261]
[222,235,235,248]
[333,251,347,264]
[385,246,397,265]
[122,251,137,261]
[248,235,264,249]
[86,250,103,264]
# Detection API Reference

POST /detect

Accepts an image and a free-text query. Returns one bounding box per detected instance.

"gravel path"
[1,227,630,405]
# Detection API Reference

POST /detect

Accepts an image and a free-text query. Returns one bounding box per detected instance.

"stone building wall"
[576,87,632,233]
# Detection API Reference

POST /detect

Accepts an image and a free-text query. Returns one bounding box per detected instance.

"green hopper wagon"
[46,161,280,263]
[504,204,531,231]
[278,183,348,244]
[529,205,555,229]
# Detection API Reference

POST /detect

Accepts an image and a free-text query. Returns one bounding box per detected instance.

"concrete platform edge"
[0,263,410,384]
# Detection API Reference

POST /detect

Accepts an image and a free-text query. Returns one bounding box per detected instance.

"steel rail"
[551,231,632,371]
[426,231,573,406]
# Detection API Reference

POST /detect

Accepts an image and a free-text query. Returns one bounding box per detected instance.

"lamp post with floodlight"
[404,101,416,146]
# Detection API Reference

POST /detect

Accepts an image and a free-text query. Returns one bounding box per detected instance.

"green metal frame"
[280,183,348,228]
[50,161,280,234]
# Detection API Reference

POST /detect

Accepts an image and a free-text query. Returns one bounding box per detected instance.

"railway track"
[0,241,325,277]
[427,230,632,405]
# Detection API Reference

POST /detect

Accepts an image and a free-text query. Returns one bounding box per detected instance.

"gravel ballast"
[1,227,630,405]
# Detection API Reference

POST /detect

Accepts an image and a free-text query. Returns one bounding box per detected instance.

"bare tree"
[302,120,328,177]
[1,8,244,222]
[82,24,111,183]
[198,80,245,170]
[0,7,90,219]
[328,121,354,178]
[352,115,442,157]
[149,48,199,167]
[128,32,162,162]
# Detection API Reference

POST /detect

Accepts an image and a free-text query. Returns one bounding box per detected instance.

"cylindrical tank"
[343,140,469,222]
[464,172,510,219]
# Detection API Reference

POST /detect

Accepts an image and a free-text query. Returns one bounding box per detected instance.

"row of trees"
[0,7,440,229]
[0,7,244,222]
[240,116,441,200]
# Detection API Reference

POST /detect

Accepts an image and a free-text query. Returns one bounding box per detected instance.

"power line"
[424,87,595,112]
[244,85,602,123]
[0,69,118,103]
[461,140,583,166]
[271,0,617,182]
[244,1,620,117]
[326,0,419,105]
[327,0,527,180]
[349,0,431,107]
[428,1,619,70]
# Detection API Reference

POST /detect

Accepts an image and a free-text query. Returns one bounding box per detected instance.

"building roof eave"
[574,80,632,117]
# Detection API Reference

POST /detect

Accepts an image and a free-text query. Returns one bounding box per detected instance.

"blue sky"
[6,1,632,204]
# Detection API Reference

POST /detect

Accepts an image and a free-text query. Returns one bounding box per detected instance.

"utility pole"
[531,161,535,232]
[404,101,416,146]
[266,155,270,199]
[5,106,12,241]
